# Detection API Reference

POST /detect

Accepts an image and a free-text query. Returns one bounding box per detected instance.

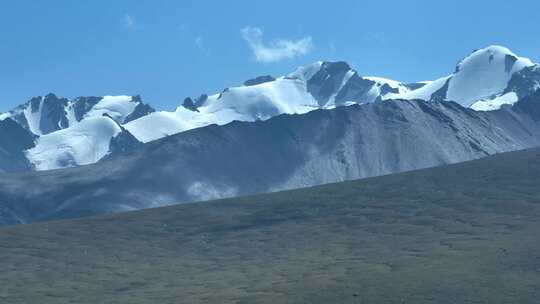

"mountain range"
[1,45,540,225]
[0,94,152,171]
[2,45,540,172]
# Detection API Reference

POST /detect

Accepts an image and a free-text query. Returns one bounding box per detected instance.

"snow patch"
[125,78,319,142]
[123,109,197,143]
[386,76,450,101]
[25,116,122,170]
[84,96,137,123]
[64,101,78,127]
[365,76,407,91]
[470,92,519,111]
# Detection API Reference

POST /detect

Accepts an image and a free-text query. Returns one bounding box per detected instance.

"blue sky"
[1,0,540,112]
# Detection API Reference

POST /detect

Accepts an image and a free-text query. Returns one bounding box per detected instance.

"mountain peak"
[443,45,536,107]
[288,61,354,82]
[456,45,534,73]
[320,61,352,73]
[44,92,60,100]
[287,61,324,81]
[243,75,276,86]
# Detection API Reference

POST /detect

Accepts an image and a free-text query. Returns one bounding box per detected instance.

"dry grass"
[1,148,540,303]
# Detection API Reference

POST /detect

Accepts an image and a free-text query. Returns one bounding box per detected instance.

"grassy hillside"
[1,148,540,303]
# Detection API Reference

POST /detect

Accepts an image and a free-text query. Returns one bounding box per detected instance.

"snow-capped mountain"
[2,92,540,225]
[124,61,418,143]
[123,61,418,143]
[1,94,154,136]
[1,45,539,172]
[386,46,536,110]
[0,94,153,171]
[124,45,540,143]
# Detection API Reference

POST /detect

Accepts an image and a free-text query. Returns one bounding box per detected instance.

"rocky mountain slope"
[0,118,36,173]
[1,92,540,225]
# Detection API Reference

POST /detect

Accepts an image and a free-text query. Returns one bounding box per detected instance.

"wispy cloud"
[195,36,211,55]
[124,14,136,30]
[241,26,313,63]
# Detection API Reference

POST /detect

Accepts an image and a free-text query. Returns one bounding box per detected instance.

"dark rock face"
[1,98,540,225]
[404,82,428,91]
[514,89,540,121]
[379,83,400,95]
[504,54,518,73]
[430,79,451,102]
[99,114,143,159]
[0,118,36,173]
[72,96,102,121]
[9,94,70,135]
[333,73,376,106]
[182,94,208,112]
[183,97,197,111]
[124,96,155,123]
[243,75,276,86]
[504,65,540,99]
[217,88,229,100]
[307,61,352,106]
[39,94,70,133]
[107,129,143,158]
[304,61,396,107]
[9,97,41,132]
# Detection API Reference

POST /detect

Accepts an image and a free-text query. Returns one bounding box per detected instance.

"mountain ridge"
[1,94,540,225]
[1,45,539,173]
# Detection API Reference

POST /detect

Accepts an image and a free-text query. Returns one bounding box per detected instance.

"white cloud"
[124,14,136,30]
[241,26,313,63]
